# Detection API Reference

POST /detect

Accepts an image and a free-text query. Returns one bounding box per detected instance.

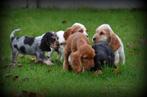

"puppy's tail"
[10,28,21,41]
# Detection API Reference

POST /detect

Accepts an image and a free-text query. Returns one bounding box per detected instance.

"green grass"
[0,8,145,97]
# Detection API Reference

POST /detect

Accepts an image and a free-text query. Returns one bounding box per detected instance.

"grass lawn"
[0,8,146,97]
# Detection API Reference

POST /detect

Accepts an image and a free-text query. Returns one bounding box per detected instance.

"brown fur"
[108,33,120,51]
[64,25,86,40]
[63,32,95,73]
[94,28,120,52]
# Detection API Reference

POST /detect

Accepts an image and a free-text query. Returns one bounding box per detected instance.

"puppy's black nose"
[57,42,60,47]
[93,37,96,41]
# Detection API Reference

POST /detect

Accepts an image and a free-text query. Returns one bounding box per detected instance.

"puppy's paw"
[93,70,103,76]
[63,61,69,70]
[43,60,53,65]
[31,57,36,62]
[9,63,16,67]
[113,66,121,75]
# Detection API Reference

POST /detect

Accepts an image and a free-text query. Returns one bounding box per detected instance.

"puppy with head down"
[63,32,95,73]
[48,23,88,61]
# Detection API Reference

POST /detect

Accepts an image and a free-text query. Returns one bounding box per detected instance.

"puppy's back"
[92,41,114,66]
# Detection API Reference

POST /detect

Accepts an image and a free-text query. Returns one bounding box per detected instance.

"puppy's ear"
[71,51,81,65]
[64,27,73,40]
[39,32,51,51]
[70,51,82,73]
[109,33,120,51]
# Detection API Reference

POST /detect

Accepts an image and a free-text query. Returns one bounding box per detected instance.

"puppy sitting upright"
[10,28,59,66]
[91,41,116,72]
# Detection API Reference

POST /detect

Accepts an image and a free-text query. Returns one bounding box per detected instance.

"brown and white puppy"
[92,24,125,65]
[49,23,88,61]
[63,32,95,73]
[64,23,88,40]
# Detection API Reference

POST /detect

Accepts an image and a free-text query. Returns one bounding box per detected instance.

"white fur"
[10,28,21,39]
[96,24,113,32]
[56,30,65,60]
[48,30,65,60]
[115,34,125,65]
[72,23,88,37]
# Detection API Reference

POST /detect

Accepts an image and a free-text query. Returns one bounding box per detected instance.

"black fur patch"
[14,44,18,50]
[16,37,20,40]
[20,46,26,54]
[11,37,15,41]
[39,32,53,51]
[11,37,19,42]
[24,36,34,46]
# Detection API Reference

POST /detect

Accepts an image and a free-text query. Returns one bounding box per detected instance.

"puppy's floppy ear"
[108,33,120,51]
[71,51,81,66]
[64,27,73,40]
[70,51,82,73]
[39,32,51,51]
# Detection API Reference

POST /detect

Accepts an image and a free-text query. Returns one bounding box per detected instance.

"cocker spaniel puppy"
[64,23,88,40]
[92,24,125,65]
[63,32,95,73]
[49,23,88,61]
[10,28,59,66]
[91,41,116,72]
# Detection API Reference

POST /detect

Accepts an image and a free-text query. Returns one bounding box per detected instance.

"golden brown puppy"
[63,32,95,73]
[64,23,88,40]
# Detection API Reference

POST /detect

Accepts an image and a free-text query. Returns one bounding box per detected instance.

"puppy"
[10,28,59,66]
[50,23,88,60]
[91,41,115,72]
[63,32,95,73]
[64,23,88,40]
[48,30,65,60]
[93,24,125,65]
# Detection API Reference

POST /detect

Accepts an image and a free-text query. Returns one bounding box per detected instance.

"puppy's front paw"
[43,60,53,65]
[9,63,16,67]
[113,66,121,75]
[93,70,103,76]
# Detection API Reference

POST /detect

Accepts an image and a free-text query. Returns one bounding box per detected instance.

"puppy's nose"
[57,42,60,47]
[93,37,96,41]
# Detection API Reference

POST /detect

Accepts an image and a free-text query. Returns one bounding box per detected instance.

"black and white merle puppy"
[10,28,59,66]
[91,41,116,71]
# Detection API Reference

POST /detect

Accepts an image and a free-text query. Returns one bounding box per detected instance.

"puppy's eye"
[100,31,104,35]
[52,38,56,41]
[79,29,83,33]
